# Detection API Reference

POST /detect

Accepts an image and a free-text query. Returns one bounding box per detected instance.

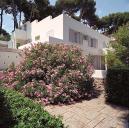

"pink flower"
[0,72,5,80]
[34,91,42,97]
[46,85,52,91]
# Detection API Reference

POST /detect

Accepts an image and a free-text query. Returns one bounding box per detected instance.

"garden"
[105,24,129,126]
[0,24,129,128]
[0,43,99,127]
[0,26,129,126]
[105,24,129,108]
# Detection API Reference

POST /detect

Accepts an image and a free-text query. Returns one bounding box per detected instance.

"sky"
[3,0,129,34]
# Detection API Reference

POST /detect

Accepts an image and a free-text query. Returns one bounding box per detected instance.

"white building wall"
[92,70,107,78]
[8,40,14,48]
[14,14,110,51]
[29,15,64,43]
[0,41,16,50]
[0,49,22,69]
[0,41,8,45]
[62,14,110,55]
[13,29,27,40]
[26,21,32,41]
[49,36,64,43]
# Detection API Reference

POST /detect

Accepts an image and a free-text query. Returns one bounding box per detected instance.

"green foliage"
[106,24,129,68]
[16,43,20,49]
[0,34,10,41]
[55,0,98,27]
[98,12,129,34]
[21,0,53,22]
[0,87,64,128]
[0,29,10,41]
[105,69,129,107]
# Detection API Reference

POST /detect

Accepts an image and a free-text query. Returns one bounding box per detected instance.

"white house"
[11,14,110,78]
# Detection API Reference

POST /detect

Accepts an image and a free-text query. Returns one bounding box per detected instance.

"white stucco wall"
[0,49,22,69]
[49,36,64,43]
[14,14,110,53]
[8,40,13,48]
[62,14,110,56]
[13,29,27,40]
[14,15,64,45]
[27,15,64,43]
[0,41,8,45]
[92,70,107,78]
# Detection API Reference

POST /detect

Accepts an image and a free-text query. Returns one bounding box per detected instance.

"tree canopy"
[55,0,99,27]
[98,12,129,35]
[106,24,129,68]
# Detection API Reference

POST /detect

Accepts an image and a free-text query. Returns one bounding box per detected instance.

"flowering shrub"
[2,43,95,105]
[0,71,5,85]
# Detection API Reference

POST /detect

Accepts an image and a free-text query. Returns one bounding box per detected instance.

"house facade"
[11,14,110,78]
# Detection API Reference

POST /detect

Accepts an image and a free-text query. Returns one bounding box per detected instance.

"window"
[74,32,78,43]
[69,29,83,44]
[83,35,89,41]
[88,38,98,48]
[35,35,40,41]
[93,55,105,70]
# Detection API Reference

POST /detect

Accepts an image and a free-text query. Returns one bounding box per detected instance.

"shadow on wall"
[0,91,16,128]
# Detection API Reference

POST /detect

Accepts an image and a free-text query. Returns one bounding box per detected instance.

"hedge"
[0,87,64,128]
[105,69,129,107]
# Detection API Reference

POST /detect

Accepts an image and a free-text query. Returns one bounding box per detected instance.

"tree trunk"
[13,13,18,31]
[12,0,18,31]
[0,9,4,34]
[19,11,22,27]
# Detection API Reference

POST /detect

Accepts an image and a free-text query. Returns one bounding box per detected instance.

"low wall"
[0,41,8,45]
[0,48,22,70]
[92,70,107,78]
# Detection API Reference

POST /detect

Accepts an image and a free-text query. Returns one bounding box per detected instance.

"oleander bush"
[0,87,64,128]
[1,43,95,105]
[105,68,129,107]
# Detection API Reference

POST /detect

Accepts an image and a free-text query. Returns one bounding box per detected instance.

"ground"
[45,93,129,128]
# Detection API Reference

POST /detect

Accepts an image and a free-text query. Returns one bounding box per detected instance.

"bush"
[1,43,94,105]
[106,24,129,69]
[105,69,129,107]
[0,28,10,41]
[0,87,64,128]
